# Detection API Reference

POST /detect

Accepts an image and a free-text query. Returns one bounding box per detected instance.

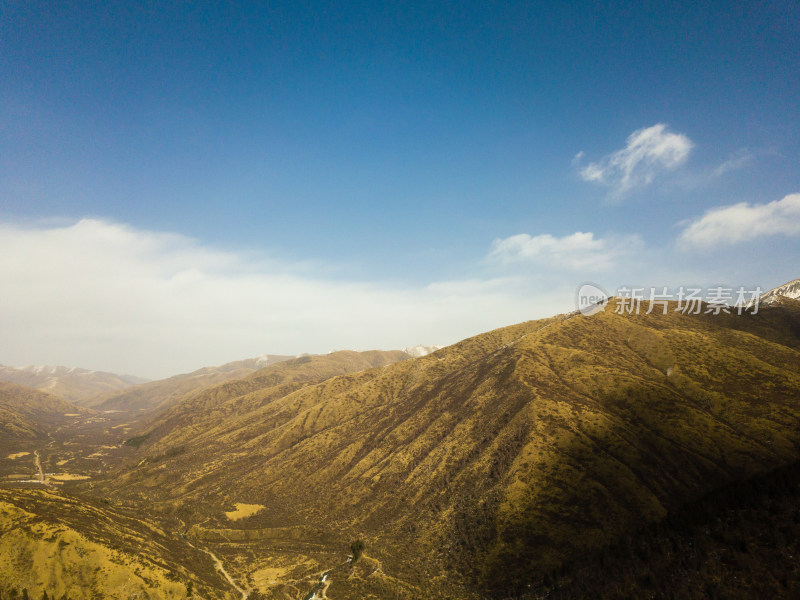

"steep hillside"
[0,488,233,600]
[96,299,800,598]
[122,349,412,449]
[0,364,147,405]
[85,354,296,413]
[534,459,800,599]
[0,382,87,443]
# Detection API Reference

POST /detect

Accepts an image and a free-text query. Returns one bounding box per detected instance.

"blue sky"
[1,1,799,377]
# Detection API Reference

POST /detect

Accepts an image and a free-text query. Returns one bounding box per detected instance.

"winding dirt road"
[303,557,352,600]
[185,539,250,599]
[33,450,48,485]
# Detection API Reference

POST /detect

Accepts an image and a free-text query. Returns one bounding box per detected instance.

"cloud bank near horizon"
[0,219,568,378]
[3,207,796,379]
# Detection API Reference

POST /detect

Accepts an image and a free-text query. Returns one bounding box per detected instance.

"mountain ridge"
[84,354,299,413]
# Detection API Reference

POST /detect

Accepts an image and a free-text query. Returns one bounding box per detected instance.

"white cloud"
[580,124,693,197]
[679,193,800,247]
[487,231,642,271]
[0,219,573,378]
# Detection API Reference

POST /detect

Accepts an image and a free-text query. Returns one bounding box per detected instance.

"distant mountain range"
[0,348,441,411]
[82,354,298,413]
[0,364,147,405]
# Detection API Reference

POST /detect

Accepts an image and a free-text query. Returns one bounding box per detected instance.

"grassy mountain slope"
[0,382,87,443]
[131,349,412,449]
[96,299,800,598]
[0,488,232,600]
[84,355,296,413]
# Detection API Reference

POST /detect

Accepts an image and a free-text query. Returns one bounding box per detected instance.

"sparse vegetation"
[145,445,186,463]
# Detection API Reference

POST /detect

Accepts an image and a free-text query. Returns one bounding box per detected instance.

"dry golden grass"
[0,488,235,599]
[225,502,265,521]
[49,473,91,481]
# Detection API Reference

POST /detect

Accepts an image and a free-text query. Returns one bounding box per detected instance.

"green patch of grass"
[123,434,150,448]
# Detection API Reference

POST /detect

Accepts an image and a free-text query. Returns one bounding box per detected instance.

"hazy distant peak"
[6,363,144,381]
[0,363,148,405]
[403,344,444,357]
[253,353,311,364]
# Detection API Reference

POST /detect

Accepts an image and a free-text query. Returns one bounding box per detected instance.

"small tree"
[185,581,193,598]
[349,539,365,562]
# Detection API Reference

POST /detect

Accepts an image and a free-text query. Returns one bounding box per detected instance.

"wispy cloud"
[679,193,800,247]
[579,124,693,198]
[487,231,643,271]
[712,148,756,177]
[0,219,570,378]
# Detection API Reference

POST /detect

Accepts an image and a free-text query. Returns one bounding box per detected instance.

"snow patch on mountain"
[760,278,800,305]
[404,344,444,357]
